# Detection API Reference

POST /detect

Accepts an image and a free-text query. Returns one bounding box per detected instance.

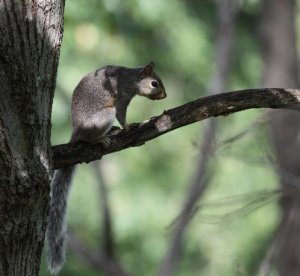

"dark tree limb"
[92,161,115,258]
[52,88,300,170]
[68,232,129,276]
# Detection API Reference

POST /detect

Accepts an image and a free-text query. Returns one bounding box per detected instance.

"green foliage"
[47,0,284,275]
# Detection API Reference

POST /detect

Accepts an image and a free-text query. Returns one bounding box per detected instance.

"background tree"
[259,0,300,275]
[160,1,238,275]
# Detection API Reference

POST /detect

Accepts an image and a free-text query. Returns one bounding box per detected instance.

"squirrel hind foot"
[80,136,111,148]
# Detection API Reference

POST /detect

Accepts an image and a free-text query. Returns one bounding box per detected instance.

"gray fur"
[47,166,75,274]
[46,62,166,274]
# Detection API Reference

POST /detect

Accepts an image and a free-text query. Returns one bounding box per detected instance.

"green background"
[45,0,288,275]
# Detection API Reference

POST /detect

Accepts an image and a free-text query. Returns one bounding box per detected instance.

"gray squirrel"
[47,61,166,274]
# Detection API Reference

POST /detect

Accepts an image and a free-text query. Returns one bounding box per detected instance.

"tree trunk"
[0,1,64,275]
[259,0,300,275]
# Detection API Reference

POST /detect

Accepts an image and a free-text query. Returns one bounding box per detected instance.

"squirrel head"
[137,61,167,100]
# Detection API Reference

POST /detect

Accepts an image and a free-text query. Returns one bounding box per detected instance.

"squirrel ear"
[140,61,155,77]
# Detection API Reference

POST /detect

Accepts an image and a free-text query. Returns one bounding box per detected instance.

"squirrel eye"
[151,80,158,88]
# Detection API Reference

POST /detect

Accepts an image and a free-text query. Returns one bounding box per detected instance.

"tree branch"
[52,88,300,170]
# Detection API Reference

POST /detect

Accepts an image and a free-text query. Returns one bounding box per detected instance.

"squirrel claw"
[101,137,111,148]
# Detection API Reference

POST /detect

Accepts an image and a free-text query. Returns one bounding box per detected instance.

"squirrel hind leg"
[72,127,112,146]
[82,135,111,147]
[71,108,116,145]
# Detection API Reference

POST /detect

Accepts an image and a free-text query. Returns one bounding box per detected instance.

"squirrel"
[47,61,166,274]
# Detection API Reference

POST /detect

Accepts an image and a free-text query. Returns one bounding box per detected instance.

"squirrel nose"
[148,89,167,100]
[160,89,167,99]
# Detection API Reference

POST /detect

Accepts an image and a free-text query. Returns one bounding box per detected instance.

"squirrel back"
[46,62,166,274]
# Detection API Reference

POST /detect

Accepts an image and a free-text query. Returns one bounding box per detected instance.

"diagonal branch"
[52,88,300,170]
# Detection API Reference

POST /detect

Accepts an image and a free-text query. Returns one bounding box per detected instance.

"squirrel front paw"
[123,123,130,131]
[122,123,140,131]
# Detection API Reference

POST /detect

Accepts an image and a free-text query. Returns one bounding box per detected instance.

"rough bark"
[260,0,300,275]
[0,1,64,275]
[52,88,300,169]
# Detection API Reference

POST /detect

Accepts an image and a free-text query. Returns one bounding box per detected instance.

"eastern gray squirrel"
[47,61,166,274]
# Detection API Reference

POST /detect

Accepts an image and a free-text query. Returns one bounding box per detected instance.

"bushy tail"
[47,166,76,274]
